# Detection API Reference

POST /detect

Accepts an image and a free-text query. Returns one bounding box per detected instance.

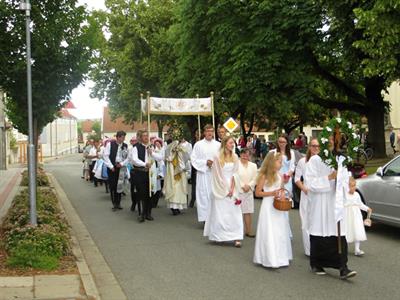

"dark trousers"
[132,170,152,217]
[189,167,197,208]
[130,171,139,212]
[89,161,96,183]
[310,235,348,270]
[108,167,121,208]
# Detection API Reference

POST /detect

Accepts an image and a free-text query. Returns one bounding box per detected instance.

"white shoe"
[355,250,365,256]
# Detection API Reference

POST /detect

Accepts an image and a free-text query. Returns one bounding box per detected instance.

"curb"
[48,173,127,300]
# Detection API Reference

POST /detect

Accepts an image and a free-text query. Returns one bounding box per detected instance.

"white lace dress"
[254,177,293,268]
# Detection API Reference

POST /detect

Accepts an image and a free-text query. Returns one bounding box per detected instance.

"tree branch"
[307,49,367,105]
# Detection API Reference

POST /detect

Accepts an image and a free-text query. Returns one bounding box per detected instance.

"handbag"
[101,163,109,179]
[364,210,372,227]
[273,188,292,211]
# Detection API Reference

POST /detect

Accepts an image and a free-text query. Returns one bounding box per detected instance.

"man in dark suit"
[128,136,139,212]
[103,131,129,211]
[129,130,163,222]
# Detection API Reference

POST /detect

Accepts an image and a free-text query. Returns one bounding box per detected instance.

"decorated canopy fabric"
[141,97,212,116]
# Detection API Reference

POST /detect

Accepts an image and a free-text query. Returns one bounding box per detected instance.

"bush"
[2,187,70,270]
[20,168,50,187]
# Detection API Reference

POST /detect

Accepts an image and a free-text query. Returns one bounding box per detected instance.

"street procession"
[81,93,371,280]
[1,0,400,299]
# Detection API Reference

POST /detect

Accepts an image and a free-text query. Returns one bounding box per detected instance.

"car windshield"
[384,157,400,176]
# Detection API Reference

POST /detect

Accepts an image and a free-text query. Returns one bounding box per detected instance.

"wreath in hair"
[318,117,361,169]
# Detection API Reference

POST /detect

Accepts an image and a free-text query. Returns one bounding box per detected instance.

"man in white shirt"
[190,124,221,222]
[103,131,129,211]
[129,130,163,222]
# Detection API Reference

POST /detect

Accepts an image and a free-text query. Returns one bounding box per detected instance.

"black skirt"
[310,235,348,269]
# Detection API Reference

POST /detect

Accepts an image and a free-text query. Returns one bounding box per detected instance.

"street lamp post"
[20,0,37,225]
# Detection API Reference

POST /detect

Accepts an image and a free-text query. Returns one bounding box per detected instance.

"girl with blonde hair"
[254,151,293,268]
[204,136,244,247]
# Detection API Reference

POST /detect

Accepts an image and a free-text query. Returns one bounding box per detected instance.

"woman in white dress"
[344,177,372,256]
[294,137,320,256]
[204,136,243,247]
[254,152,293,268]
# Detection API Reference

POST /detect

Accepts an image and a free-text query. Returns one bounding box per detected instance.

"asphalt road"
[46,154,400,300]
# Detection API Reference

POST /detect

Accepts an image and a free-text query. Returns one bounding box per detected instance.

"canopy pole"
[210,91,215,130]
[147,91,152,197]
[196,94,201,141]
[140,93,143,124]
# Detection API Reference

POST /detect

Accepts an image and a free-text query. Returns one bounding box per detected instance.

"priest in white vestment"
[305,152,356,279]
[190,124,221,222]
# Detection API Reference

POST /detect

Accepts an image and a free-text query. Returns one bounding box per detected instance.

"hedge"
[2,183,70,270]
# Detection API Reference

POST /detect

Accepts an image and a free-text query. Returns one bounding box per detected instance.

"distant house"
[80,119,101,143]
[39,106,78,157]
[102,106,168,141]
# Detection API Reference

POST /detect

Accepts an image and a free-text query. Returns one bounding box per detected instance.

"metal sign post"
[20,0,37,225]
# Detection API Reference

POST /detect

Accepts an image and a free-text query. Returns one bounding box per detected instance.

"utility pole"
[0,90,6,170]
[20,0,37,225]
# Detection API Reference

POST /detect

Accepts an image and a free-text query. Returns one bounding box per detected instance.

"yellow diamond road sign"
[223,117,239,133]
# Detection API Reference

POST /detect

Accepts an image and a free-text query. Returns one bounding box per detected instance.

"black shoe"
[117,205,123,210]
[145,215,154,221]
[176,209,181,215]
[138,215,145,223]
[340,268,357,279]
[311,266,326,275]
[171,209,178,215]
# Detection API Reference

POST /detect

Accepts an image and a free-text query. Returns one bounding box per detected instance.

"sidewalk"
[0,166,22,220]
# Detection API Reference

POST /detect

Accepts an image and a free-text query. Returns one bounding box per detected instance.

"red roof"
[64,101,76,109]
[81,119,96,133]
[59,108,77,119]
[102,106,168,133]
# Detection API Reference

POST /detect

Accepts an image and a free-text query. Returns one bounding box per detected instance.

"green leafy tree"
[0,0,95,145]
[90,0,178,134]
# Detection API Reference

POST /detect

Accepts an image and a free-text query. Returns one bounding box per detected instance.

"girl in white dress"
[204,136,244,247]
[254,152,293,268]
[344,177,372,256]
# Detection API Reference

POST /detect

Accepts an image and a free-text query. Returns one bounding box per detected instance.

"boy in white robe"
[190,124,221,222]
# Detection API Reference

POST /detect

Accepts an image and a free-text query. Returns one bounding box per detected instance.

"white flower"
[326,126,332,132]
[323,149,329,157]
[352,132,358,139]
[347,157,353,162]
[353,147,358,152]
[336,117,342,123]
[325,159,332,165]
[321,137,328,144]
[347,121,352,129]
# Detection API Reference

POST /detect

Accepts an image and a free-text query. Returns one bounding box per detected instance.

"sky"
[70,0,106,120]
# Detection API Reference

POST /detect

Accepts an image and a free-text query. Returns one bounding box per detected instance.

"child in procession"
[253,152,292,268]
[344,177,372,256]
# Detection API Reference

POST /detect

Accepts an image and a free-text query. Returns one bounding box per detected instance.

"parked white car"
[356,155,400,228]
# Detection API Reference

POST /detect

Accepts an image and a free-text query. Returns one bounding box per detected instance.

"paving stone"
[0,277,33,287]
[0,287,33,300]
[34,274,83,299]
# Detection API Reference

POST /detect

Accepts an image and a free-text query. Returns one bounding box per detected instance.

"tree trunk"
[156,119,163,138]
[365,77,387,158]
[246,113,255,138]
[366,108,386,158]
